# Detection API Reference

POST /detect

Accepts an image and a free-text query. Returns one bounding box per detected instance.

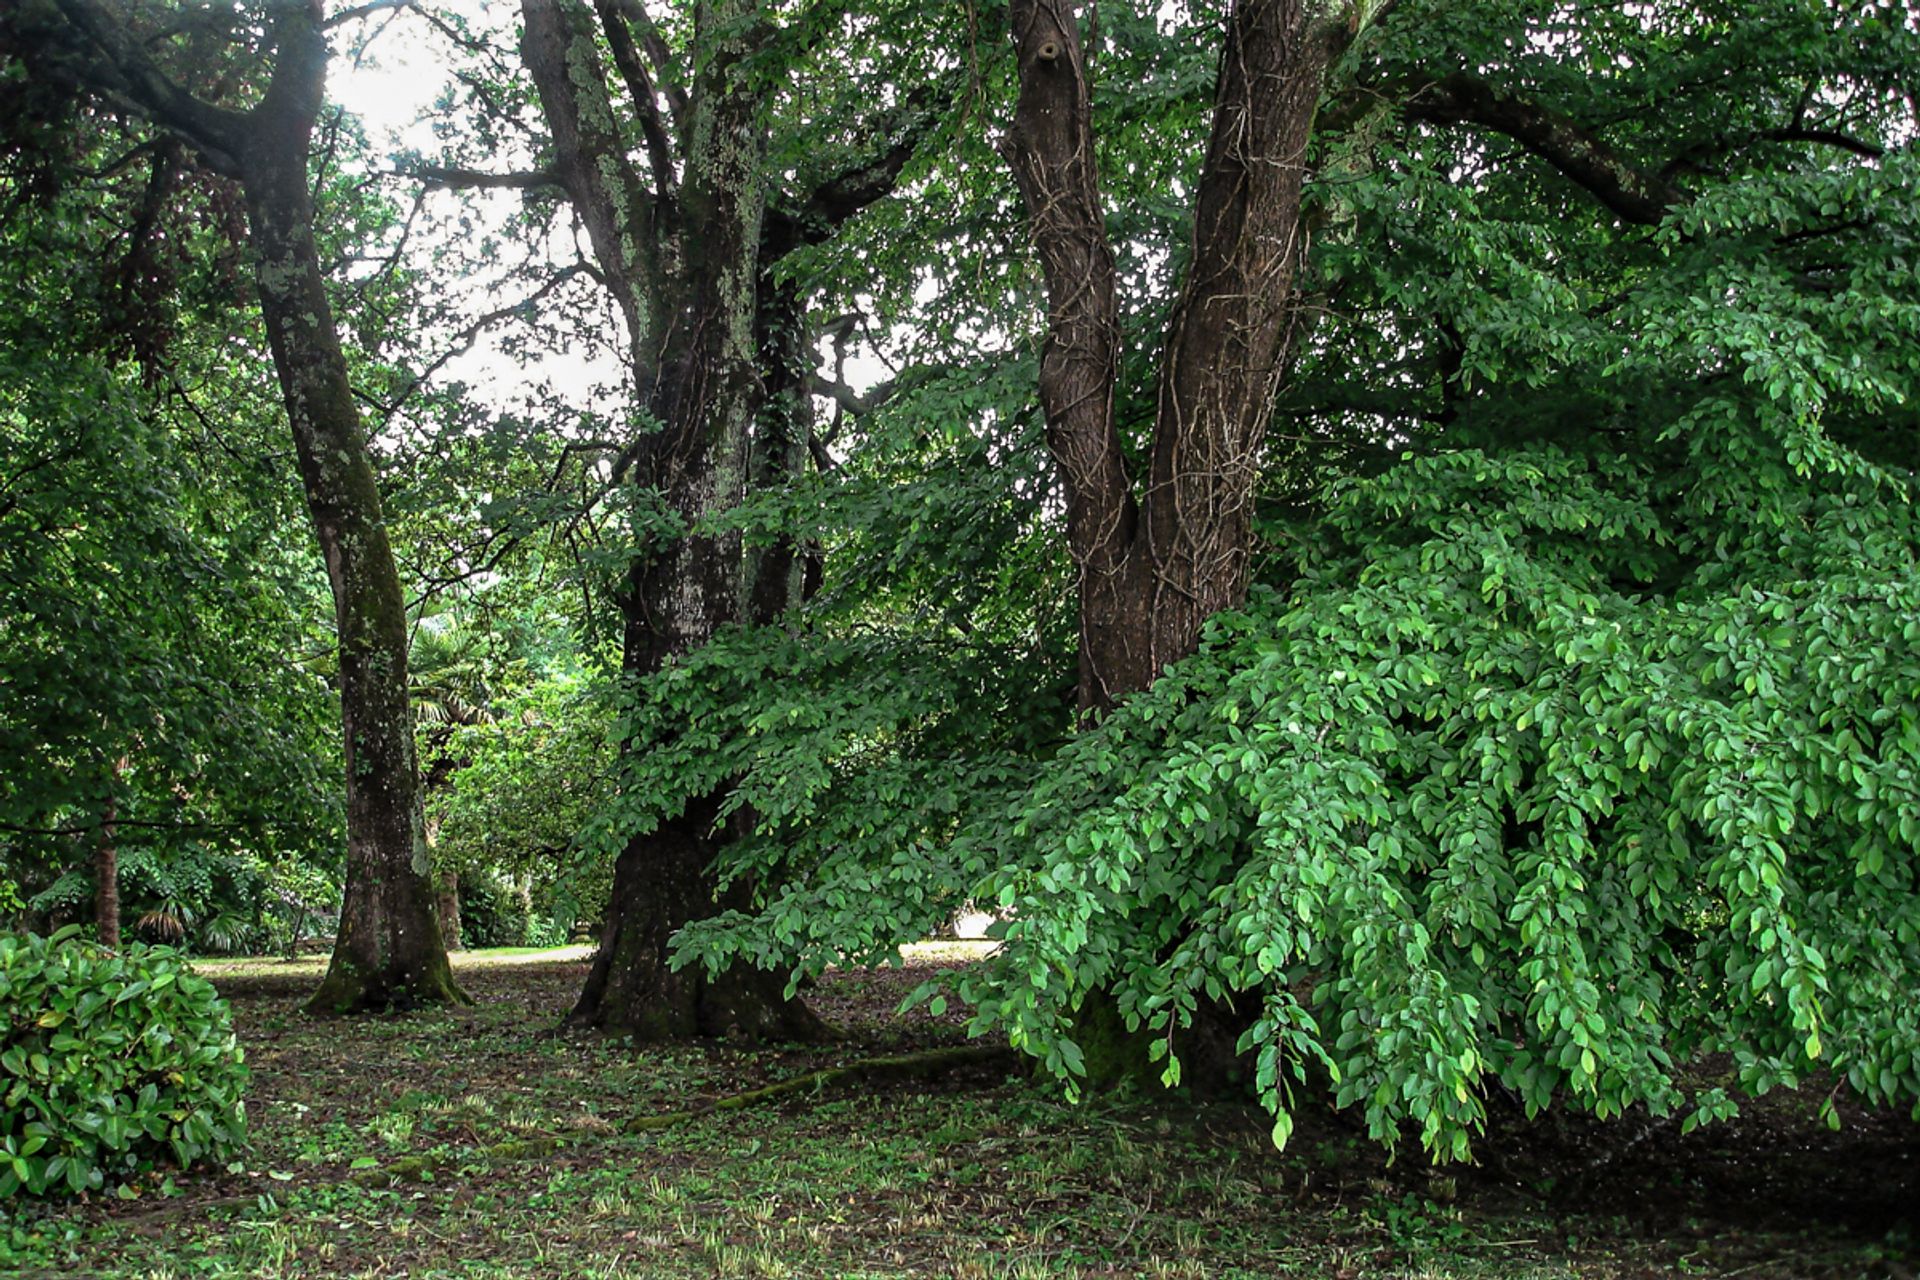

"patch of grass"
[2,951,1911,1279]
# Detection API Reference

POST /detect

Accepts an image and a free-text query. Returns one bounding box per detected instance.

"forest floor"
[2,947,1915,1279]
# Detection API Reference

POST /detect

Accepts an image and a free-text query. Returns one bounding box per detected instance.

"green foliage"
[0,112,342,941]
[458,871,535,950]
[673,0,1920,1162]
[0,928,249,1198]
[430,672,614,931]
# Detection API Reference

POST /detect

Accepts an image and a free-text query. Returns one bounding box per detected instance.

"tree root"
[625,1042,1018,1133]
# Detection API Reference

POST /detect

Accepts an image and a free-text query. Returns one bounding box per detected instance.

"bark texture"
[522,0,835,1041]
[521,0,928,1038]
[239,12,461,1015]
[1005,0,1363,712]
[93,796,118,949]
[14,0,462,1011]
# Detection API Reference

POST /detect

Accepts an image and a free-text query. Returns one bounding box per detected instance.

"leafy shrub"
[459,871,533,949]
[0,928,248,1197]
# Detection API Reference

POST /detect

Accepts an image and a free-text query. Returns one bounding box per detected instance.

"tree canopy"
[1,0,1915,1163]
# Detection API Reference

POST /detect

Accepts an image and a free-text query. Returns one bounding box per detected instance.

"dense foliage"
[0,169,343,948]
[1,0,1915,1169]
[0,929,249,1198]
[669,0,1920,1157]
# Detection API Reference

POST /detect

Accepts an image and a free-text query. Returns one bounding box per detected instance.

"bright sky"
[328,8,632,421]
[325,6,888,427]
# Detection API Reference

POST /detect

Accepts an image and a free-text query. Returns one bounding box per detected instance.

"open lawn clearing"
[2,949,1913,1279]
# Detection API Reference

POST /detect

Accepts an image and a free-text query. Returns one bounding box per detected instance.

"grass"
[180,943,601,980]
[0,948,1912,1279]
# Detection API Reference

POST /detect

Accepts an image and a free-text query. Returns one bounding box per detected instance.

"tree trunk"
[93,794,118,949]
[572,797,827,1040]
[234,10,462,1014]
[1006,0,1357,713]
[526,0,820,1040]
[436,870,463,952]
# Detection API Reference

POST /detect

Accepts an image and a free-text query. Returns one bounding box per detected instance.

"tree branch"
[407,164,562,191]
[1761,126,1885,159]
[520,0,665,382]
[593,0,679,206]
[767,83,955,256]
[39,0,250,175]
[324,0,413,30]
[1407,72,1686,225]
[1002,0,1132,574]
[603,0,688,119]
[376,263,592,426]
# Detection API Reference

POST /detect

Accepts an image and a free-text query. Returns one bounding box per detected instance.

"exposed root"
[624,1042,1018,1133]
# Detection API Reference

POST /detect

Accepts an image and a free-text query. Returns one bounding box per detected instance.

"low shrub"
[0,927,249,1198]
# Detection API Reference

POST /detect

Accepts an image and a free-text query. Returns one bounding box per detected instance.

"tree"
[678,0,1920,1154]
[477,0,953,1038]
[3,0,461,1011]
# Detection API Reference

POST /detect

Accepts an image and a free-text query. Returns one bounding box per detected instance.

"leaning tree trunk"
[237,15,462,1014]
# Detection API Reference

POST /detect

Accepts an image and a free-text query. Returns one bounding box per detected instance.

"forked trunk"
[1006,0,1355,713]
[1005,0,1376,1082]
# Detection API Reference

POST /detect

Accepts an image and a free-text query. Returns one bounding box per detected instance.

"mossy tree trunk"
[519,0,922,1040]
[16,0,462,1011]
[237,13,462,1015]
[523,0,816,1040]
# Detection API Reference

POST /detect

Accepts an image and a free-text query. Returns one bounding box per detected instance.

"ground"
[1,947,1914,1278]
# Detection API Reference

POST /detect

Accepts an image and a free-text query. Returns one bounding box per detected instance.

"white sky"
[326,8,888,427]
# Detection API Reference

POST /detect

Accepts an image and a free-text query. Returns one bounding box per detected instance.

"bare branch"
[324,0,413,30]
[593,0,679,204]
[407,164,562,191]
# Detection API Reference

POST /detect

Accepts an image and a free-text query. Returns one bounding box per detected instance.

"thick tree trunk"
[571,798,827,1040]
[529,0,820,1040]
[235,11,462,1014]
